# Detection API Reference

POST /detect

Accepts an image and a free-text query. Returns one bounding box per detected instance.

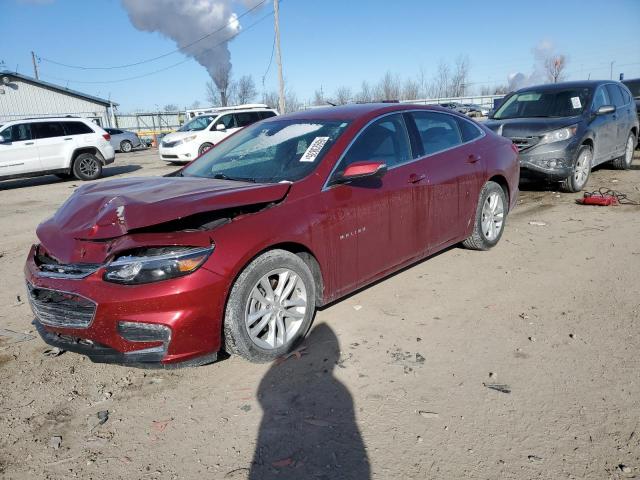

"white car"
[0,117,115,181]
[159,104,277,163]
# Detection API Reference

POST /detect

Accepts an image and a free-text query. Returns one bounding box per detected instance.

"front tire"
[611,132,636,170]
[120,140,133,153]
[560,145,592,192]
[462,181,507,251]
[223,250,316,363]
[72,153,103,181]
[198,143,213,156]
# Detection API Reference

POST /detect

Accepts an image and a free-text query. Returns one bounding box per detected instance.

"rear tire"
[462,181,507,251]
[560,145,592,193]
[120,140,133,153]
[611,132,635,170]
[223,250,316,363]
[72,153,103,181]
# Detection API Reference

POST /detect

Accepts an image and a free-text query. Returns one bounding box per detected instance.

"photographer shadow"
[249,323,370,480]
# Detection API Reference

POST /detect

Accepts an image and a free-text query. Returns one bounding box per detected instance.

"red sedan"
[25,104,519,366]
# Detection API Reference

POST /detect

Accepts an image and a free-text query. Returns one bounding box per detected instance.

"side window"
[214,114,237,130]
[63,122,94,135]
[3,124,33,142]
[411,111,462,155]
[235,112,261,128]
[605,84,624,107]
[260,111,277,120]
[592,86,610,110]
[621,88,632,105]
[455,117,483,143]
[338,114,411,171]
[33,122,65,139]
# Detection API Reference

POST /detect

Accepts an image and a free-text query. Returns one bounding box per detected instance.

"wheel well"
[581,138,594,150]
[488,175,510,207]
[266,242,324,307]
[71,147,105,166]
[631,126,638,139]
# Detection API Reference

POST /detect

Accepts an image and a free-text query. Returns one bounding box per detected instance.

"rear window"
[605,84,625,107]
[235,111,262,128]
[260,111,277,120]
[411,111,462,155]
[456,117,483,143]
[63,121,94,135]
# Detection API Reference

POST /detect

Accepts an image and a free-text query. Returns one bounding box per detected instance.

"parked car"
[0,117,115,182]
[26,103,519,366]
[104,128,143,153]
[439,102,468,114]
[463,103,491,117]
[622,78,640,145]
[485,80,638,192]
[159,104,277,162]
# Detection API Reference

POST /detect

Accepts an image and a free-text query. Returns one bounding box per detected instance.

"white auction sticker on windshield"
[300,136,330,162]
[571,96,582,109]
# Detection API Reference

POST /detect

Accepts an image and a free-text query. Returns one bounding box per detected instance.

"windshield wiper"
[212,173,256,183]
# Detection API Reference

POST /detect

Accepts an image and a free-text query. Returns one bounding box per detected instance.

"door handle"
[408,173,426,184]
[64,137,73,141]
[467,154,480,164]
[25,142,34,145]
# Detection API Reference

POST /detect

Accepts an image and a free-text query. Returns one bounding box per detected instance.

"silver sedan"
[104,128,143,153]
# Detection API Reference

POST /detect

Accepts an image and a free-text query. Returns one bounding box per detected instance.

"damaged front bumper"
[518,139,580,181]
[25,245,227,367]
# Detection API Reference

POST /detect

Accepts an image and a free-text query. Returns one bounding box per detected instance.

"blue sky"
[1,0,639,112]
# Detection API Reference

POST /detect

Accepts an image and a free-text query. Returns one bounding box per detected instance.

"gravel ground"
[1,148,639,479]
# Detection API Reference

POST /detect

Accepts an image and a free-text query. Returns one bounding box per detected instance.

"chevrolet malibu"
[25,104,519,366]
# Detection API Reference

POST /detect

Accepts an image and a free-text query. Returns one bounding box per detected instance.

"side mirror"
[337,161,387,183]
[215,123,226,131]
[595,105,616,115]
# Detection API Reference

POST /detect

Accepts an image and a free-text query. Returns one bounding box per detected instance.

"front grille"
[162,154,179,159]
[161,140,180,148]
[27,283,96,329]
[35,248,99,279]
[510,136,541,152]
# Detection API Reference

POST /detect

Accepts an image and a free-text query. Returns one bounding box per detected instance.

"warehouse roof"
[0,70,118,107]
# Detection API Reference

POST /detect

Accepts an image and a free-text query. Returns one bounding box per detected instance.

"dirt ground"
[1,148,639,480]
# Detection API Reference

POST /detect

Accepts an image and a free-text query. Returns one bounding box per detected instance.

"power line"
[40,9,275,85]
[40,0,266,71]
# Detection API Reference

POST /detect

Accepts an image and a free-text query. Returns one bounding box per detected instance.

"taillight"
[103,133,111,141]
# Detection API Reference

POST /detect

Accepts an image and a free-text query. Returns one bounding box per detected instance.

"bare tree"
[235,75,257,104]
[189,100,201,110]
[163,103,179,112]
[312,88,326,106]
[212,64,233,106]
[545,55,567,83]
[449,55,470,97]
[205,81,220,106]
[401,78,420,101]
[262,90,280,110]
[334,86,352,105]
[284,86,301,113]
[377,71,401,101]
[432,61,450,98]
[355,81,373,103]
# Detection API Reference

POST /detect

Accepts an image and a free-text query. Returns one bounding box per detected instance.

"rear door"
[590,86,617,163]
[408,111,482,252]
[0,123,41,176]
[606,84,634,151]
[235,111,263,129]
[33,121,69,169]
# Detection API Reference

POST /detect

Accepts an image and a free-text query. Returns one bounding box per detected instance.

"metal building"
[0,70,117,126]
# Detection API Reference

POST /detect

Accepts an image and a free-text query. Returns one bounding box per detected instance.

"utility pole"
[31,51,39,80]
[610,61,614,80]
[273,0,285,114]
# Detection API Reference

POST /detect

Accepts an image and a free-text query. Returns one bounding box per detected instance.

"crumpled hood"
[37,176,291,243]
[484,116,581,138]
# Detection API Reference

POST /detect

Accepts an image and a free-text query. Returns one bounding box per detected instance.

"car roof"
[277,103,458,122]
[3,117,94,124]
[515,80,620,93]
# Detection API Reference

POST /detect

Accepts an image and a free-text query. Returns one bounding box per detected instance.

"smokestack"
[121,0,253,92]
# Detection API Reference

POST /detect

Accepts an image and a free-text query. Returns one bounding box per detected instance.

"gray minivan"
[485,80,638,192]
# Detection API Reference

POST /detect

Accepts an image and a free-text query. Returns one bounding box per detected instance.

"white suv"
[159,104,277,162]
[0,117,115,181]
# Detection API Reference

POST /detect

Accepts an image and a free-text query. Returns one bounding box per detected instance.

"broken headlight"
[104,246,213,285]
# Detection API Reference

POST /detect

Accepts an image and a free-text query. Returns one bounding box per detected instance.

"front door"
[0,123,41,176]
[590,85,617,163]
[325,113,419,286]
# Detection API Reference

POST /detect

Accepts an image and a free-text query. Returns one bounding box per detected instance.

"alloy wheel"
[244,268,307,350]
[573,149,591,188]
[625,136,634,167]
[79,157,99,177]
[481,191,504,241]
